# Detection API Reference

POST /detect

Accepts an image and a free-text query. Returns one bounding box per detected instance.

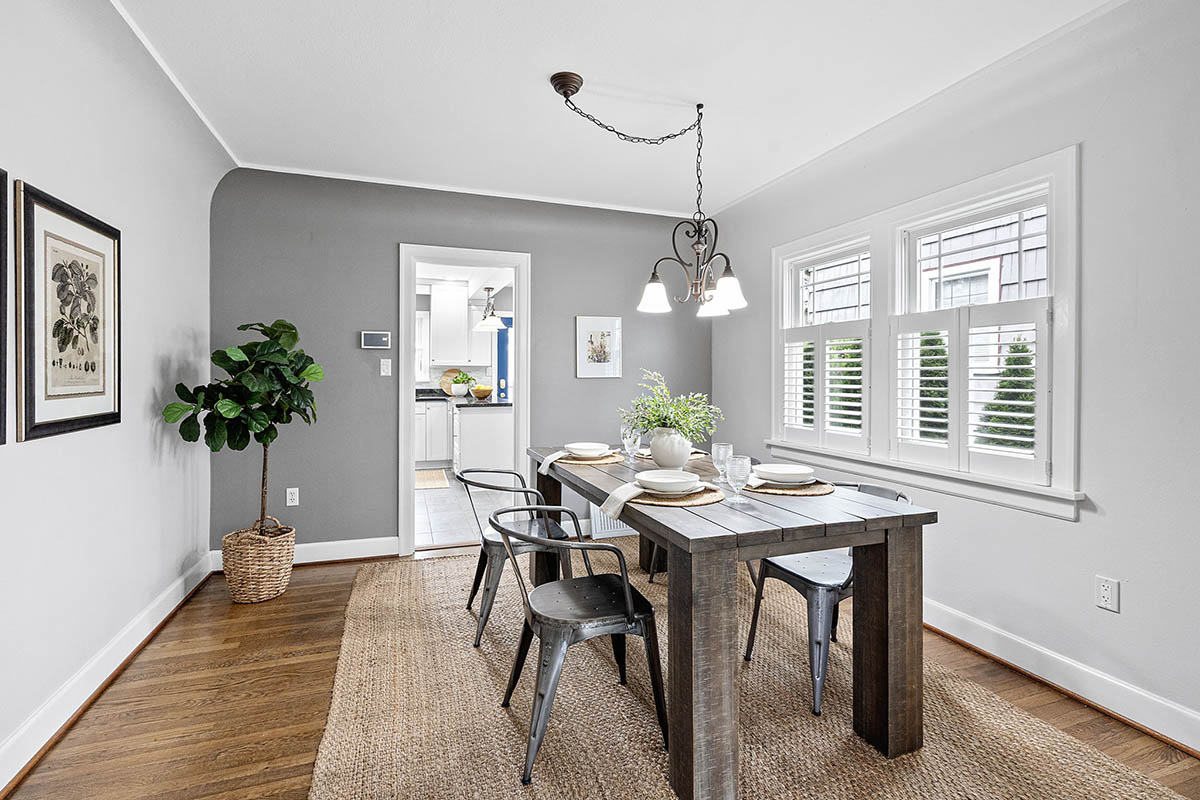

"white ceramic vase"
[650,427,692,469]
[451,383,469,396]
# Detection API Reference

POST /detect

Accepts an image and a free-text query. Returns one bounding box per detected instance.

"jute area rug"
[309,537,1180,800]
[415,469,450,490]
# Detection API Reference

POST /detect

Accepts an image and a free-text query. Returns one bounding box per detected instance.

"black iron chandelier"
[550,72,747,317]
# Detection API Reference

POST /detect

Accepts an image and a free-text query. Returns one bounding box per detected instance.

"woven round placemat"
[744,480,835,496]
[558,452,625,466]
[629,486,725,507]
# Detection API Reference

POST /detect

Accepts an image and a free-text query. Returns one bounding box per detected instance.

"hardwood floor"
[7,558,1199,799]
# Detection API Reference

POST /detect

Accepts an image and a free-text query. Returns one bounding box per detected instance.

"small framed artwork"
[576,315,622,378]
[1,168,7,445]
[15,181,121,440]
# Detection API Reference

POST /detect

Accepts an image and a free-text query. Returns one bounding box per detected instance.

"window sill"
[764,438,1086,521]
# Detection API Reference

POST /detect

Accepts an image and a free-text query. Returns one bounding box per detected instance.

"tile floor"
[414,469,521,549]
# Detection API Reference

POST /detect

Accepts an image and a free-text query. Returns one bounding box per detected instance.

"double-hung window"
[778,240,872,455]
[770,147,1081,516]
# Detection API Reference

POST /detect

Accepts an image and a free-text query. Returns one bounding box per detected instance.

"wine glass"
[621,426,641,465]
[711,442,733,485]
[726,456,751,505]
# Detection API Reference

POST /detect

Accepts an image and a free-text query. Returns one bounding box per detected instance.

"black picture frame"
[1,168,7,446]
[15,181,121,440]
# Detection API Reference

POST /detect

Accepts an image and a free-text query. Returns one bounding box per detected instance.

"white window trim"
[769,146,1083,519]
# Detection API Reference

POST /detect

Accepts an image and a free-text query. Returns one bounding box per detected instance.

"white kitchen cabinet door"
[425,401,450,461]
[466,326,492,367]
[456,408,514,471]
[414,408,428,462]
[430,284,469,364]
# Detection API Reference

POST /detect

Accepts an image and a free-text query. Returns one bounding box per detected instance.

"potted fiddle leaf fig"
[162,319,324,603]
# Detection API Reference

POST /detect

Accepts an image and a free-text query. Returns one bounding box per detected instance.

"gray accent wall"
[210,170,712,547]
[710,0,1200,743]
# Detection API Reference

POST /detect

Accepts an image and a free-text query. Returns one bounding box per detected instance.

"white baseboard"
[0,553,212,791]
[924,597,1200,751]
[208,535,400,572]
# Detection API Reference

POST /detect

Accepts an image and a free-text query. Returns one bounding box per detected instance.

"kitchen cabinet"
[414,404,428,461]
[466,324,492,367]
[430,284,469,364]
[453,406,514,471]
[425,401,450,461]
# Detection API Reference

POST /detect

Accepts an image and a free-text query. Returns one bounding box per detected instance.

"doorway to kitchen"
[397,245,532,557]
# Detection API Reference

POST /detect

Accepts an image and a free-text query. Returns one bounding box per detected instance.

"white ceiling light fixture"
[549,72,746,319]
[473,287,506,332]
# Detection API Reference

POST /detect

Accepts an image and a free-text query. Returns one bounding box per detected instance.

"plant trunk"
[259,442,270,530]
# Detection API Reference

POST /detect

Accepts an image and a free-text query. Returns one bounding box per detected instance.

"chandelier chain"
[562,97,700,145]
[694,106,704,224]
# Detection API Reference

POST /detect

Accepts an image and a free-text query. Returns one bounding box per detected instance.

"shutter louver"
[824,337,865,434]
[782,340,815,429]
[967,322,1038,455]
[896,330,950,446]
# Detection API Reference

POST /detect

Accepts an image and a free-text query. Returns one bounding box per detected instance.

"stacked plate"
[563,442,615,460]
[635,470,704,498]
[752,463,817,486]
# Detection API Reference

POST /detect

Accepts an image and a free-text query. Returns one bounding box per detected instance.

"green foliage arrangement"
[452,371,475,385]
[162,319,324,525]
[619,369,723,443]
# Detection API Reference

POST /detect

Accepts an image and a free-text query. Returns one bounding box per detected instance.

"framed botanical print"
[575,315,622,378]
[15,181,121,440]
[1,169,7,445]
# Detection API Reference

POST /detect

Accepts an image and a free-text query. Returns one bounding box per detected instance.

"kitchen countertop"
[415,392,511,408]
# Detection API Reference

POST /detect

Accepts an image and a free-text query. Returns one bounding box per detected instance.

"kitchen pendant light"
[550,71,746,317]
[474,287,506,332]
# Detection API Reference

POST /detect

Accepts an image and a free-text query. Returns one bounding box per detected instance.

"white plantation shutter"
[779,320,870,453]
[963,298,1050,484]
[891,309,957,469]
[782,335,816,436]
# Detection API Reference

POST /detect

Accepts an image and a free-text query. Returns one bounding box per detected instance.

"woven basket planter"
[221,516,296,603]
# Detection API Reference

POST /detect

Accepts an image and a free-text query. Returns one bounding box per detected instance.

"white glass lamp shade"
[637,273,672,313]
[696,296,729,317]
[473,313,505,332]
[715,265,747,310]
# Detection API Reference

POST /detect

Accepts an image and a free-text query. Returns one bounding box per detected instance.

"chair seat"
[528,573,653,626]
[482,517,570,548]
[766,548,852,589]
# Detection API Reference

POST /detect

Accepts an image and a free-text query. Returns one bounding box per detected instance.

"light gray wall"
[712,0,1200,744]
[210,170,712,547]
[0,0,232,782]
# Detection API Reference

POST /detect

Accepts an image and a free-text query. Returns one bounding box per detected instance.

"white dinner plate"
[564,441,611,458]
[756,477,817,487]
[753,463,816,484]
[636,469,701,493]
[641,484,707,498]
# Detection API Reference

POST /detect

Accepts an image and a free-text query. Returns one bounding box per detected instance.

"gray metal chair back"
[489,505,668,785]
[744,481,910,716]
[453,469,573,647]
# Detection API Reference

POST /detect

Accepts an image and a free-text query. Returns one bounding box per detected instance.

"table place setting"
[537,441,626,474]
[742,462,834,496]
[600,469,725,517]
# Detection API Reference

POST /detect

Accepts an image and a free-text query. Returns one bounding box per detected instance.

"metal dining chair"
[490,505,669,786]
[743,482,910,716]
[456,469,574,647]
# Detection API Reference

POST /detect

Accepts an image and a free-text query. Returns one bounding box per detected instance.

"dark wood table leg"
[531,464,563,586]
[638,534,656,573]
[667,542,739,800]
[852,525,924,757]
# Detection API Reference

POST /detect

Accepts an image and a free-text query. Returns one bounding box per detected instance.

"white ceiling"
[117,0,1123,216]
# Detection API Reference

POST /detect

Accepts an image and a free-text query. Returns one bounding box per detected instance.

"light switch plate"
[380,358,393,377]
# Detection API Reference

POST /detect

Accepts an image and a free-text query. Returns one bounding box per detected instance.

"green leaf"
[225,346,249,363]
[210,349,240,376]
[174,383,195,403]
[179,414,201,442]
[215,398,243,418]
[299,363,324,382]
[244,408,270,432]
[203,414,228,452]
[226,420,250,451]
[269,320,299,349]
[239,372,272,393]
[276,365,300,383]
[254,423,279,446]
[162,402,192,423]
[195,389,207,409]
[236,322,267,332]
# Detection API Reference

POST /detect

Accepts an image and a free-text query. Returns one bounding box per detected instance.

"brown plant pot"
[221,516,296,603]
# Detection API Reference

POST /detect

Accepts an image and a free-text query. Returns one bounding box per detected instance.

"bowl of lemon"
[470,385,493,401]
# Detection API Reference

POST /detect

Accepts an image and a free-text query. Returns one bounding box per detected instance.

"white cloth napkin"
[538,450,569,475]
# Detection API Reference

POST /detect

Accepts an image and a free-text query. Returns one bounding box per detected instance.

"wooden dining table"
[527,447,938,800]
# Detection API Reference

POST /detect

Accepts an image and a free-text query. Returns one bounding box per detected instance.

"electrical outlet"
[380,358,392,377]
[286,487,300,507]
[1095,575,1120,613]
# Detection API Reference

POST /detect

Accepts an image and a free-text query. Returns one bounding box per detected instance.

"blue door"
[496,315,514,400]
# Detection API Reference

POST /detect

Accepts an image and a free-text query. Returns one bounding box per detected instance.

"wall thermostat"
[360,331,391,349]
